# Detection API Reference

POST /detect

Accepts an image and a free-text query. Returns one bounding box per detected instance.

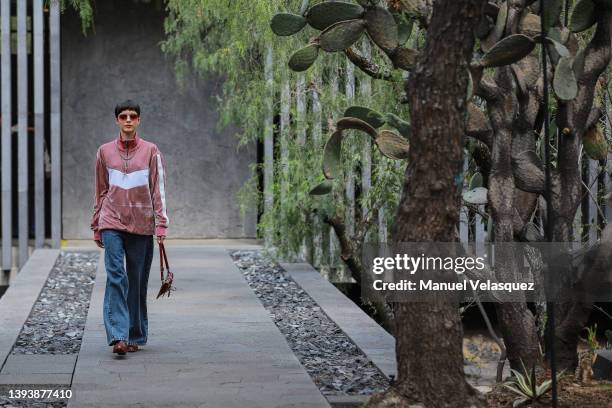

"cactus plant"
[466,68,474,102]
[544,35,571,66]
[375,130,410,160]
[323,130,343,179]
[288,44,319,72]
[553,56,578,101]
[309,179,333,195]
[479,34,535,68]
[337,116,378,138]
[344,106,386,128]
[319,19,367,52]
[573,48,586,80]
[365,5,399,55]
[391,46,418,70]
[393,11,414,45]
[305,1,364,31]
[384,112,411,139]
[570,0,596,33]
[399,0,426,17]
[482,0,508,52]
[469,172,483,189]
[583,124,608,161]
[476,14,494,40]
[270,13,307,36]
[542,0,563,30]
[519,13,541,37]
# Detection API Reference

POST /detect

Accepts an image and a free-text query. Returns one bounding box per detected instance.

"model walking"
[90,100,169,355]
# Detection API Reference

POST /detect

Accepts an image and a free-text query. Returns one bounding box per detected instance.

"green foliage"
[323,130,344,179]
[542,0,563,31]
[584,324,600,350]
[163,0,409,259]
[305,1,364,31]
[390,47,418,70]
[59,0,94,35]
[469,172,483,189]
[583,124,608,161]
[344,106,386,129]
[553,56,578,101]
[384,112,411,139]
[481,0,507,52]
[319,19,367,52]
[309,179,333,195]
[393,11,414,46]
[570,0,596,33]
[374,130,409,160]
[364,5,399,55]
[162,0,284,145]
[270,13,307,36]
[288,44,319,71]
[479,34,535,68]
[337,117,378,138]
[504,361,566,407]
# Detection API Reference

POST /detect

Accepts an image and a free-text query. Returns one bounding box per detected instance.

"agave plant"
[585,324,600,350]
[504,361,566,407]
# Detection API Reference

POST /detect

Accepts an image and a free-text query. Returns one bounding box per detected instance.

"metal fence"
[1,0,61,285]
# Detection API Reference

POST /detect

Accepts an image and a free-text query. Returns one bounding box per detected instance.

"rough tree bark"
[550,0,612,370]
[468,0,611,371]
[368,1,487,406]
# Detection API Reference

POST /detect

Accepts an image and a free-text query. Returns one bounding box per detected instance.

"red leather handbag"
[156,241,175,299]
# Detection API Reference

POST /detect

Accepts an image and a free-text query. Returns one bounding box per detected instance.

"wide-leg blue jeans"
[101,229,153,346]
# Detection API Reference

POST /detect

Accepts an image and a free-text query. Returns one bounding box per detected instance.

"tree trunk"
[368,1,486,406]
[486,66,541,370]
[550,2,612,370]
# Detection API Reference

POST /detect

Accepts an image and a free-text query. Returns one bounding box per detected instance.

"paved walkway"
[69,244,329,408]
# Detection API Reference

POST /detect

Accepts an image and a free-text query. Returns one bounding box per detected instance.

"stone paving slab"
[69,246,329,408]
[1,355,77,375]
[0,250,60,374]
[281,262,397,379]
[0,373,73,385]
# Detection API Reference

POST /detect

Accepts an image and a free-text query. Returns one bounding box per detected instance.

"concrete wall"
[61,1,257,239]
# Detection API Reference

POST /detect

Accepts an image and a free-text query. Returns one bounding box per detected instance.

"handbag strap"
[159,241,170,282]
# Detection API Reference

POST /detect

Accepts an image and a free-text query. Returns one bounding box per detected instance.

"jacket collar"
[115,132,141,152]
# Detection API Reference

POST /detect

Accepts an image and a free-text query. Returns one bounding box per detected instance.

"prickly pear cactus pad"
[305,1,365,31]
[270,13,307,36]
[583,124,608,161]
[288,44,319,72]
[319,19,367,52]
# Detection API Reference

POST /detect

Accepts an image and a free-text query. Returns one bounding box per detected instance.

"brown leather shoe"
[112,341,128,355]
[127,344,139,352]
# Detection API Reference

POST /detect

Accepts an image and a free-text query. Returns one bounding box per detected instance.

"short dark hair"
[114,100,141,118]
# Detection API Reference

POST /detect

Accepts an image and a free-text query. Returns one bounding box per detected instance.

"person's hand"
[95,239,104,248]
[157,235,165,245]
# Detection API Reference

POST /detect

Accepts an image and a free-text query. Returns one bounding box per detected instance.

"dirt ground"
[463,333,612,407]
[486,374,612,407]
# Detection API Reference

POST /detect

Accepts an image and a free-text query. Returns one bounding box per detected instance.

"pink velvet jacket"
[91,133,169,241]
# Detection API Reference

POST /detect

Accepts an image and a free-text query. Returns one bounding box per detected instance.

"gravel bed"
[229,249,390,396]
[11,252,99,355]
[0,251,99,408]
[0,395,68,408]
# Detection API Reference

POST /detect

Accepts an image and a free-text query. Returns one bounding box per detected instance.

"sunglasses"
[118,113,139,121]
